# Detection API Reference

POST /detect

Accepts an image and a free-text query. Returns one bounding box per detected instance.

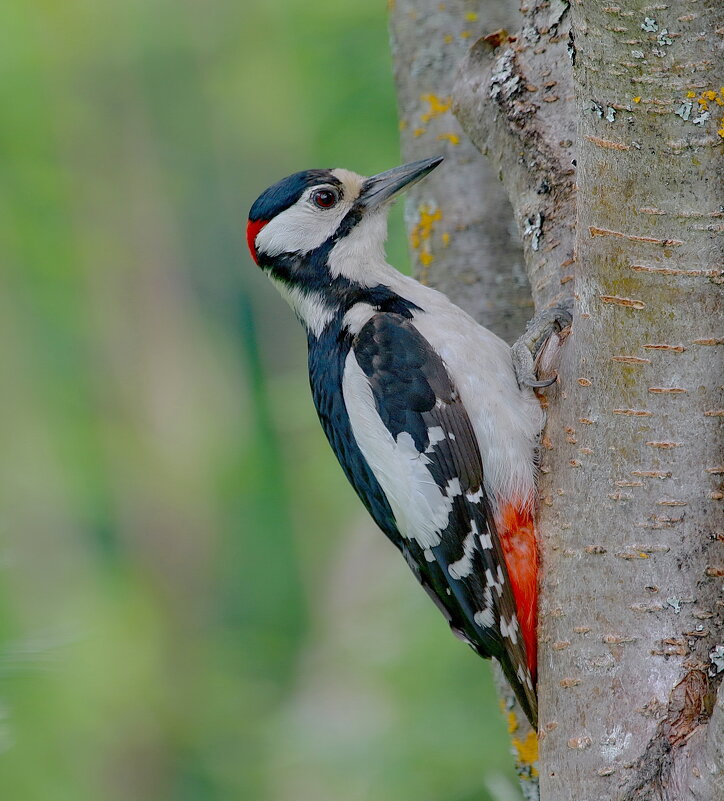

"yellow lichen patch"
[437,132,460,145]
[633,96,641,103]
[461,29,472,38]
[399,119,408,131]
[443,34,454,44]
[420,93,452,123]
[409,205,442,250]
[410,205,442,284]
[704,91,717,101]
[507,710,519,735]
[441,232,451,247]
[465,11,478,21]
[687,91,697,98]
[413,127,426,138]
[512,730,540,775]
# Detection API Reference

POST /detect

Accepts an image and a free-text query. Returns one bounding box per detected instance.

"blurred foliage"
[0,1,519,799]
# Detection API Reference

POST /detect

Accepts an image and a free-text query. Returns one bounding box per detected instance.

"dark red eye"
[312,189,338,209]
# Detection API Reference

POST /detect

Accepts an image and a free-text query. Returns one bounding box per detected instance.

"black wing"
[351,312,537,726]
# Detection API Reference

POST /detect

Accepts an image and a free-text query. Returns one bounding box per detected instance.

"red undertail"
[498,503,538,680]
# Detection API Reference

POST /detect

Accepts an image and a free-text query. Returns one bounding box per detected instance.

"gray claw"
[526,373,558,388]
[512,300,572,390]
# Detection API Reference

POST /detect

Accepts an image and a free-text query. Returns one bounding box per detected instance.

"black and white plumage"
[247,158,543,726]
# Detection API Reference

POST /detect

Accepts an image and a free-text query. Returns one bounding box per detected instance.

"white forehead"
[254,168,366,259]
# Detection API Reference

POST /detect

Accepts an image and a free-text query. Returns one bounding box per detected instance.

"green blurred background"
[0,1,518,799]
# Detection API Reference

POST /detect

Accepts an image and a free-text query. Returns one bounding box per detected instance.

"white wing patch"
[342,350,455,549]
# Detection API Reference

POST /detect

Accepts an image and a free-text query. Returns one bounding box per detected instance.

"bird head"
[247,157,443,272]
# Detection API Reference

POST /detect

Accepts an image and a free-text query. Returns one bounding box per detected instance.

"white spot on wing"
[448,530,476,580]
[485,568,504,597]
[500,614,519,645]
[474,607,495,628]
[425,426,446,452]
[466,487,484,503]
[444,477,462,497]
[477,521,493,549]
[424,548,435,562]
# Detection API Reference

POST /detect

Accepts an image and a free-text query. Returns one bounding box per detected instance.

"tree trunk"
[391,1,723,799]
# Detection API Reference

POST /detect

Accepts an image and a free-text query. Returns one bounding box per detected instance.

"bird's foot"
[512,299,573,390]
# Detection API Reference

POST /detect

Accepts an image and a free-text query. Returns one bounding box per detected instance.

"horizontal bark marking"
[611,355,650,364]
[637,207,724,218]
[589,226,684,246]
[643,343,686,352]
[632,544,672,553]
[703,409,724,417]
[630,264,722,277]
[584,134,630,150]
[613,408,653,416]
[631,470,673,478]
[704,467,724,474]
[692,338,724,346]
[631,602,665,612]
[645,441,682,448]
[657,499,687,507]
[648,387,688,394]
[577,377,593,385]
[600,295,645,309]
[603,634,637,644]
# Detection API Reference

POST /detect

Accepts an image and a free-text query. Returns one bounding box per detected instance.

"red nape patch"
[246,219,268,264]
[498,503,538,680]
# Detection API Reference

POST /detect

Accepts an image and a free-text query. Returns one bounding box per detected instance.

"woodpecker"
[247,157,561,727]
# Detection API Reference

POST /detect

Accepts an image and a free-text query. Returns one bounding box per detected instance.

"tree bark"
[392,0,723,799]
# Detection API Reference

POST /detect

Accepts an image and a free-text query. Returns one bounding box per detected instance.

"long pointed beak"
[359,156,443,210]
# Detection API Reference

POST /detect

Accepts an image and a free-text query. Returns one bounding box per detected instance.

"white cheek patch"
[342,351,454,549]
[327,211,390,284]
[255,196,349,258]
